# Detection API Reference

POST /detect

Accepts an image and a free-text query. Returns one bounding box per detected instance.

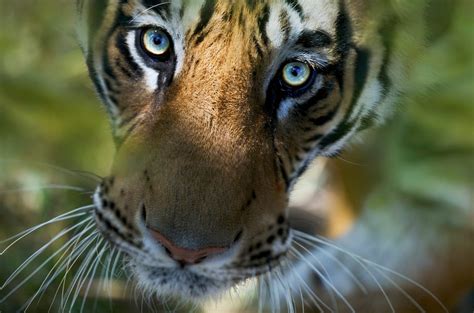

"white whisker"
[1,204,95,251]
[373,266,426,312]
[0,159,102,183]
[294,231,448,312]
[68,238,105,311]
[18,223,97,312]
[286,260,330,312]
[80,241,108,313]
[294,238,368,294]
[62,236,102,311]
[294,238,394,313]
[130,2,172,24]
[0,217,93,291]
[290,248,355,313]
[53,231,100,312]
[292,242,340,312]
[0,184,90,195]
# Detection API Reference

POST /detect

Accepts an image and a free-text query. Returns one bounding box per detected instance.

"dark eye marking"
[296,30,333,49]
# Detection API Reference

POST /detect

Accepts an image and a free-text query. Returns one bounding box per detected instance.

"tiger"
[51,0,472,311]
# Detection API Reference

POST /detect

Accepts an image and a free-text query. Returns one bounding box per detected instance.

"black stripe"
[115,31,142,75]
[142,0,171,18]
[115,58,134,78]
[318,120,355,149]
[87,65,107,104]
[378,16,398,97]
[357,111,378,131]
[104,76,119,93]
[245,0,257,11]
[258,5,270,47]
[118,112,139,128]
[292,158,312,182]
[350,48,371,113]
[192,0,217,43]
[277,155,290,190]
[296,81,334,113]
[304,133,323,144]
[318,48,371,149]
[309,105,339,126]
[103,52,118,82]
[279,9,291,44]
[251,35,264,59]
[334,0,353,91]
[284,0,304,20]
[296,30,332,49]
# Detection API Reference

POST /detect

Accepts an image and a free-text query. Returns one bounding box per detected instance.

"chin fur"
[128,260,238,301]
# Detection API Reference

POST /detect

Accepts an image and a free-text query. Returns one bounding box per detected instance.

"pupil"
[153,35,162,46]
[291,66,302,77]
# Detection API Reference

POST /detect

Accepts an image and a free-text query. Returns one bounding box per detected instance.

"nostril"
[147,227,229,266]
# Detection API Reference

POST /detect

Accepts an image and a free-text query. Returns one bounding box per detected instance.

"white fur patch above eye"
[298,0,339,35]
[126,32,159,91]
[266,4,285,48]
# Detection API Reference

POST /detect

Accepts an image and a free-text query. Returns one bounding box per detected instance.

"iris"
[142,29,171,57]
[282,62,312,87]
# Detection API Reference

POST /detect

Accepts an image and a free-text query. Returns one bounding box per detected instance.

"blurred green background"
[0,0,472,312]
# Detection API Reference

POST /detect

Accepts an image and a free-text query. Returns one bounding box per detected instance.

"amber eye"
[141,28,171,57]
[282,61,312,87]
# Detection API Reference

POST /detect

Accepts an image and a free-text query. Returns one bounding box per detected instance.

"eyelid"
[286,53,330,71]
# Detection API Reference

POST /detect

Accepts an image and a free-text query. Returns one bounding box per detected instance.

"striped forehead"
[126,0,340,47]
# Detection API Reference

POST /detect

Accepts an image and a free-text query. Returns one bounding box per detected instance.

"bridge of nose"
[144,200,242,251]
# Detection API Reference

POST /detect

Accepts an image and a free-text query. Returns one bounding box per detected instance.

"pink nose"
[148,228,229,265]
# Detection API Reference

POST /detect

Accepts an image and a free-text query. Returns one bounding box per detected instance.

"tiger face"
[79,0,399,299]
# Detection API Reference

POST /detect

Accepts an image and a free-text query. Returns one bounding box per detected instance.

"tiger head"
[78,0,409,299]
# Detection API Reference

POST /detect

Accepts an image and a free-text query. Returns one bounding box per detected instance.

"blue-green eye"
[142,28,171,57]
[282,61,312,87]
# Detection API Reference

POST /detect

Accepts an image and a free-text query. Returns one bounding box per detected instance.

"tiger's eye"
[282,62,312,87]
[142,28,171,57]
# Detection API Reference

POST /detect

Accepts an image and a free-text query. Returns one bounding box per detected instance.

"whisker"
[286,258,331,312]
[17,223,97,312]
[0,159,103,183]
[66,238,106,312]
[294,231,449,312]
[1,204,95,250]
[0,184,91,195]
[101,247,116,301]
[79,241,108,313]
[293,238,368,294]
[292,243,340,312]
[373,266,426,312]
[130,2,172,24]
[52,231,100,312]
[62,236,102,311]
[294,238,394,313]
[275,268,296,313]
[0,217,93,291]
[257,276,265,313]
[0,220,94,307]
[290,248,356,313]
[42,232,99,312]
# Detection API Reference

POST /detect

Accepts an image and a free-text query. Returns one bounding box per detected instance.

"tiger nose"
[148,227,229,265]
